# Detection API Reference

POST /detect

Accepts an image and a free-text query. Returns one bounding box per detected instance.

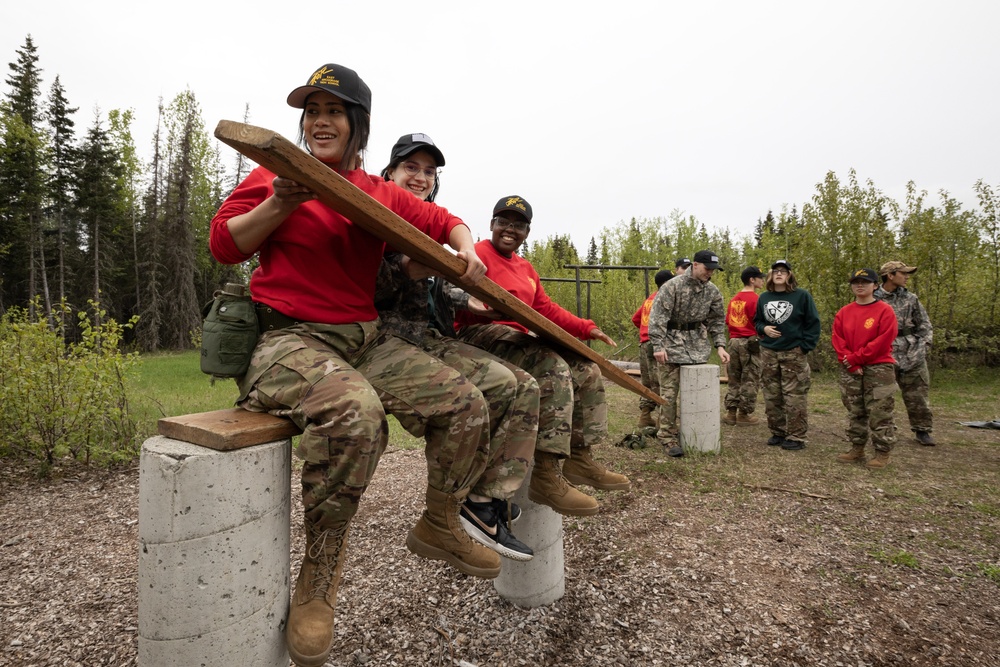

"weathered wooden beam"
[158,407,301,450]
[213,120,664,405]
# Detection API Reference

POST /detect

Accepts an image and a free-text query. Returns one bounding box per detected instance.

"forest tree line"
[3,36,999,366]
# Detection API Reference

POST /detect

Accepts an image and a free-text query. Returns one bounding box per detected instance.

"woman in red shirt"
[210,64,496,667]
[831,268,899,469]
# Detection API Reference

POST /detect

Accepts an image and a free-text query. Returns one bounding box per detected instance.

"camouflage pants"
[238,320,491,530]
[638,340,661,413]
[654,362,682,444]
[895,361,933,433]
[724,337,761,414]
[839,363,898,452]
[419,329,537,500]
[760,347,811,443]
[457,323,607,457]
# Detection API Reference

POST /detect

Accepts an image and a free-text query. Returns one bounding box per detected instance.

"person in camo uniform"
[631,268,673,429]
[722,265,765,426]
[755,260,821,452]
[374,133,536,561]
[832,268,899,469]
[875,260,936,446]
[647,249,731,457]
[450,195,631,518]
[209,64,498,667]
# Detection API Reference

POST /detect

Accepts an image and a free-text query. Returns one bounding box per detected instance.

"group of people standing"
[633,254,936,467]
[209,63,631,667]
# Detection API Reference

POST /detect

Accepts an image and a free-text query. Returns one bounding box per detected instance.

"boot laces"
[306,528,346,598]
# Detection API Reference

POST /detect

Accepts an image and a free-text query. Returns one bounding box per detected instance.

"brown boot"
[866,452,891,469]
[563,447,631,491]
[286,523,348,667]
[638,406,657,429]
[736,411,759,426]
[722,409,738,425]
[528,451,600,516]
[837,445,866,463]
[406,486,501,579]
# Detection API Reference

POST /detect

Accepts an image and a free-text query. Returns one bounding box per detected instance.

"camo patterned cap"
[879,260,917,276]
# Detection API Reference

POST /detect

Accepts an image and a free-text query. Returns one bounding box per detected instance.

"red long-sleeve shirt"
[831,300,898,373]
[726,290,759,338]
[632,293,657,343]
[210,166,464,324]
[454,240,597,339]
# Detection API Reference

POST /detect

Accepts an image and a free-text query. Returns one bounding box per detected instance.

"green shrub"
[0,300,140,473]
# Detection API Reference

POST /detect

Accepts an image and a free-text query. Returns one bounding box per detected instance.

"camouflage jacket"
[647,273,727,364]
[874,285,933,371]
[374,253,456,343]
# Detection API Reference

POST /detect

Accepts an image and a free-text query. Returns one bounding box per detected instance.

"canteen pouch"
[200,283,259,378]
[747,336,760,354]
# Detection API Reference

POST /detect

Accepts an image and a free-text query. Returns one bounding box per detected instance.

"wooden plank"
[213,120,665,405]
[158,408,301,451]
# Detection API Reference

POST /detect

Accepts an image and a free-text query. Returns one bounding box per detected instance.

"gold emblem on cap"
[309,66,340,87]
[855,269,867,277]
[506,197,526,211]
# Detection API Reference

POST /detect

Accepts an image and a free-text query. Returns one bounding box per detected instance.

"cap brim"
[286,85,361,109]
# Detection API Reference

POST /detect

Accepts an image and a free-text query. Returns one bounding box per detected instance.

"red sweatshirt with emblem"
[632,293,657,343]
[210,166,465,325]
[831,300,898,373]
[454,240,597,339]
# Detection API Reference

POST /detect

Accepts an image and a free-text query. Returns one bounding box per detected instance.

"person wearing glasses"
[450,196,631,518]
[832,268,899,469]
[209,64,499,667]
[374,134,537,563]
[755,260,821,451]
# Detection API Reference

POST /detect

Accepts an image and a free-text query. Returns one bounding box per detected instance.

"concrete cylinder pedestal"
[138,435,292,667]
[679,363,721,453]
[493,468,565,607]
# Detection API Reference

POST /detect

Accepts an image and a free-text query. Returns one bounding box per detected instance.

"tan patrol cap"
[879,260,917,276]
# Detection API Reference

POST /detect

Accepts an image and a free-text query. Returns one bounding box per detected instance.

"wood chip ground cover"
[1,379,998,666]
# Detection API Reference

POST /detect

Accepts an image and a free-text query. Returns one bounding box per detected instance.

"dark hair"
[296,103,370,171]
[654,269,672,288]
[380,149,441,202]
[765,268,797,292]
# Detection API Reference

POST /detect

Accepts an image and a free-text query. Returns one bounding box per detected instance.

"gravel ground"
[2,383,999,666]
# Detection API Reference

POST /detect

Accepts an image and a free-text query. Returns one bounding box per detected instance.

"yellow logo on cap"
[506,197,526,212]
[854,269,867,278]
[309,66,340,87]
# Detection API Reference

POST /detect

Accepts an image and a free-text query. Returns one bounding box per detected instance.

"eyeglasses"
[400,161,437,181]
[772,268,790,275]
[492,217,529,233]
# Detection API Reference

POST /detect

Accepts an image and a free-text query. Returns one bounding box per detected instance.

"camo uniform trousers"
[724,337,761,414]
[418,328,538,500]
[638,340,661,413]
[839,363,898,452]
[457,323,607,457]
[760,347,811,443]
[238,320,491,530]
[655,362,682,444]
[894,360,933,433]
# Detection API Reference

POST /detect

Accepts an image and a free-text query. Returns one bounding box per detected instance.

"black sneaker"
[460,500,533,561]
[915,431,936,446]
[780,439,805,450]
[767,435,785,446]
[494,499,521,526]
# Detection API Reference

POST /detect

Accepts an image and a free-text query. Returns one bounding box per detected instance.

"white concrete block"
[494,468,565,608]
[679,364,721,453]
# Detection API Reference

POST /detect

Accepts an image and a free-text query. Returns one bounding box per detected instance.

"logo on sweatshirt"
[865,317,875,329]
[764,300,793,325]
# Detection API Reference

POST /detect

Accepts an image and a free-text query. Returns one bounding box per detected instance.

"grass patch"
[975,562,1000,585]
[869,547,920,568]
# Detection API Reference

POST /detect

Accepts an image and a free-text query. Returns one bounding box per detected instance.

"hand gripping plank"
[213,120,664,405]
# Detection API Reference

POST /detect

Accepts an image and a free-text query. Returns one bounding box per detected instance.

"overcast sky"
[5,1,999,250]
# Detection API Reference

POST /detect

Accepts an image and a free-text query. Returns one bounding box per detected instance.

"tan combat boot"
[837,445,866,463]
[866,452,891,469]
[736,411,759,426]
[286,523,348,667]
[528,451,600,516]
[722,409,738,425]
[406,486,501,579]
[563,446,631,491]
[638,406,657,429]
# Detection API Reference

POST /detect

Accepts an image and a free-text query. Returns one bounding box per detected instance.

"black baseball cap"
[771,259,792,271]
[675,257,692,268]
[741,266,763,283]
[287,63,372,114]
[493,195,532,223]
[389,133,445,167]
[849,268,879,283]
[693,250,721,270]
[654,269,673,287]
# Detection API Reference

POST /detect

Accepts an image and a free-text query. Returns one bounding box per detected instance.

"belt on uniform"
[666,320,700,331]
[255,303,302,332]
[897,326,914,337]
